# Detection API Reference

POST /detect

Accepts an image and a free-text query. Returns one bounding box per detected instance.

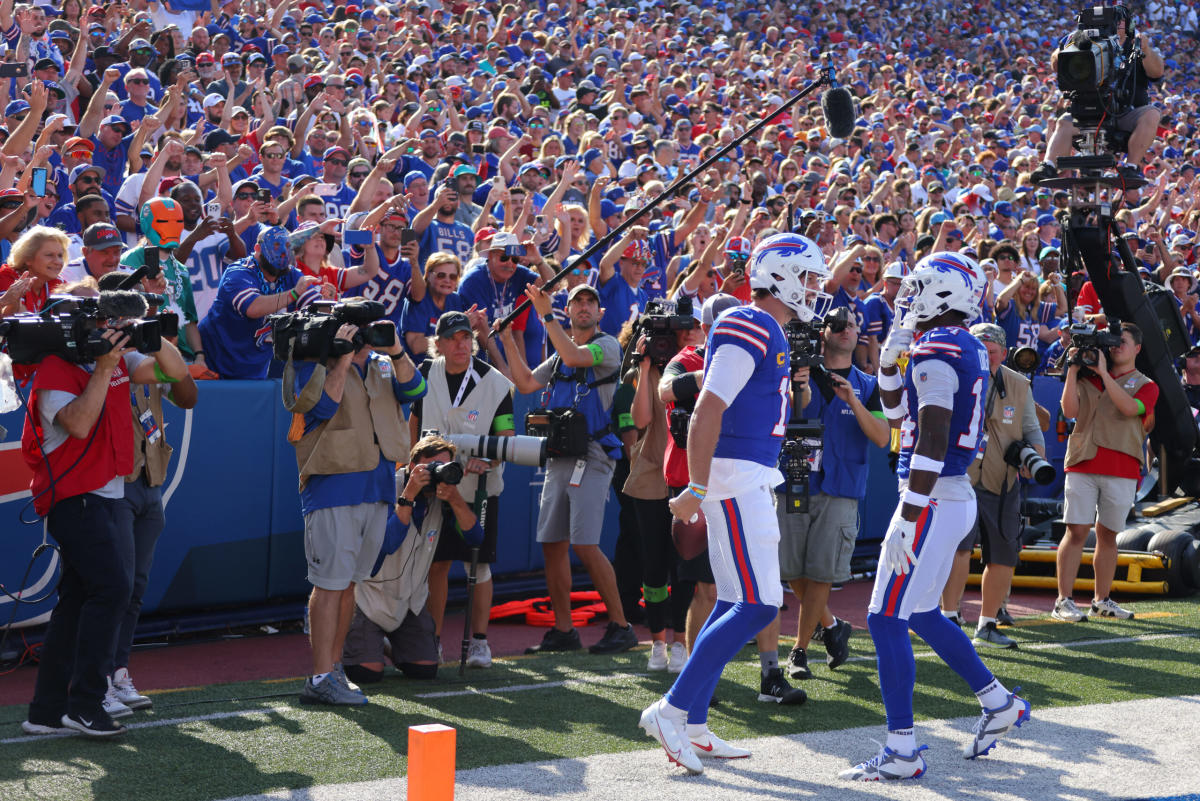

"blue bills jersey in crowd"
[896,326,989,479]
[705,305,791,469]
[342,245,414,326]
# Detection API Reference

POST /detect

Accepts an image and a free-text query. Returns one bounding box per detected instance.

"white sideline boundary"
[212,695,1200,801]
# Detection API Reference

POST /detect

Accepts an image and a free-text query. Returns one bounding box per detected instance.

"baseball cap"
[70,164,105,183]
[257,226,294,271]
[204,129,238,150]
[701,293,740,326]
[1039,246,1061,259]
[1036,213,1057,227]
[434,311,473,338]
[567,283,601,304]
[82,222,122,249]
[488,231,524,256]
[323,145,350,160]
[969,323,1006,349]
[63,136,94,155]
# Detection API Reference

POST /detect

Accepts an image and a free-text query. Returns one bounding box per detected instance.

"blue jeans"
[29,493,132,722]
[111,475,165,671]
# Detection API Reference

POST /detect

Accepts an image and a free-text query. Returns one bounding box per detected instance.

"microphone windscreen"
[821,86,857,140]
[97,290,149,321]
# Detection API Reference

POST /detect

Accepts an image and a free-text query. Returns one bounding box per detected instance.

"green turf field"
[2,598,1198,801]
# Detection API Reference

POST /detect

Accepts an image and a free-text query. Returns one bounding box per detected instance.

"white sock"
[887,728,916,753]
[685,723,708,738]
[977,616,997,630]
[312,672,330,684]
[975,678,1010,709]
[660,698,687,719]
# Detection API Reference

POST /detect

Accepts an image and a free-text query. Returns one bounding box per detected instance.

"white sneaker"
[1052,597,1088,623]
[112,667,152,709]
[667,642,688,674]
[647,641,669,671]
[963,691,1032,758]
[638,699,702,774]
[103,680,133,719]
[690,728,750,759]
[466,639,493,668]
[839,742,928,781]
[1091,597,1134,619]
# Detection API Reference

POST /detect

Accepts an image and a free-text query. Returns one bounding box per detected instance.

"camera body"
[1004,439,1057,485]
[427,459,464,487]
[0,296,162,365]
[638,297,696,370]
[524,408,590,458]
[1068,321,1123,370]
[779,421,824,515]
[270,299,395,362]
[1057,4,1136,132]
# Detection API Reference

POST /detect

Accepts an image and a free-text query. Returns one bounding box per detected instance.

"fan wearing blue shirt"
[597,232,651,338]
[458,231,547,368]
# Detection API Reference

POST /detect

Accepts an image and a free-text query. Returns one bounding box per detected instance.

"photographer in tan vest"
[1054,323,1158,623]
[940,324,1045,650]
[286,307,426,705]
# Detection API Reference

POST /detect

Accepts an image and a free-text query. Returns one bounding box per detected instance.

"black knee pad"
[398,662,438,680]
[343,664,384,684]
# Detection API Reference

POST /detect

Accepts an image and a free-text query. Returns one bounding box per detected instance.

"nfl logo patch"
[1003,406,1015,419]
[467,409,479,423]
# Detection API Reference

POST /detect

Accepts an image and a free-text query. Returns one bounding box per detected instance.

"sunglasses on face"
[326,158,348,166]
[76,175,100,185]
[849,265,863,273]
[495,253,520,263]
[569,268,586,276]
[863,256,881,262]
[349,171,369,179]
[126,78,149,85]
[431,271,459,280]
[262,152,284,160]
[235,192,256,199]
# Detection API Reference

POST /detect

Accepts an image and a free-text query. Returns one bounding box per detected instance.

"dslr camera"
[1068,321,1123,371]
[524,408,590,458]
[0,293,163,365]
[270,299,395,362]
[1004,439,1057,485]
[426,459,464,487]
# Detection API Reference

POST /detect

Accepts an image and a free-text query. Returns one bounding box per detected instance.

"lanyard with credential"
[451,366,480,408]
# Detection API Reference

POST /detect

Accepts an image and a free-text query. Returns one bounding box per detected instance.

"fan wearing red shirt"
[1055,322,1158,623]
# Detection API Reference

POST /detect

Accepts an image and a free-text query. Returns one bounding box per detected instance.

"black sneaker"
[823,619,853,669]
[1116,163,1144,182]
[944,610,966,628]
[61,711,125,738]
[996,606,1016,627]
[21,713,69,736]
[810,623,825,643]
[757,668,807,705]
[524,626,582,654]
[588,621,638,654]
[787,646,812,680]
[1031,162,1059,182]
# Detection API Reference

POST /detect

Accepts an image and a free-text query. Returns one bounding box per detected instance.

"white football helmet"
[896,251,986,331]
[748,233,832,323]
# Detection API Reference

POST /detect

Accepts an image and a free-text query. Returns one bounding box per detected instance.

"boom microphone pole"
[492,63,847,336]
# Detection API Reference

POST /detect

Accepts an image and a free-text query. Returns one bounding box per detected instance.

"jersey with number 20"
[705,305,791,468]
[896,326,989,479]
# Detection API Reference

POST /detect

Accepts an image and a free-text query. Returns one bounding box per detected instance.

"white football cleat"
[839,743,928,781]
[689,728,751,759]
[639,700,703,775]
[963,690,1031,759]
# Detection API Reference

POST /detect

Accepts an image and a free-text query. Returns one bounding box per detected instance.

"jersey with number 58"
[705,304,791,468]
[896,326,989,479]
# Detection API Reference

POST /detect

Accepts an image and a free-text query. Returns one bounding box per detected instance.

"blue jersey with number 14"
[897,326,989,479]
[705,305,791,468]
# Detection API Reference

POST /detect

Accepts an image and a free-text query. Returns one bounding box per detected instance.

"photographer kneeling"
[286,301,426,705]
[941,325,1047,649]
[1055,322,1158,622]
[342,434,483,684]
[20,288,189,738]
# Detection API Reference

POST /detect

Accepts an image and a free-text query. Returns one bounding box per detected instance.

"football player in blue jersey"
[840,252,1031,782]
[639,233,830,775]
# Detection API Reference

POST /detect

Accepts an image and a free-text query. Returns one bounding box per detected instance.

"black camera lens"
[430,460,464,486]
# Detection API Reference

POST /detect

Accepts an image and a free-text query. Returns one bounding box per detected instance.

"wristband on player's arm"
[909,454,945,474]
[877,369,903,392]
[901,489,930,509]
[881,396,906,420]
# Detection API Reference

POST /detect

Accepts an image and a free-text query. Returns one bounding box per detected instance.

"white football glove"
[881,514,918,576]
[879,326,914,370]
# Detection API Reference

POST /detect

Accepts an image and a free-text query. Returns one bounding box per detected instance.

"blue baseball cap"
[993,201,1014,218]
[4,100,30,117]
[1036,213,1057,227]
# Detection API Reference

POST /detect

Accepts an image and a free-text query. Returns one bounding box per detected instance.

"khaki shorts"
[304,502,389,591]
[776,493,859,584]
[1063,471,1137,532]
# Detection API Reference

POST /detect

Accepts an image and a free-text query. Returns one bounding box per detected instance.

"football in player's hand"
[672,509,708,561]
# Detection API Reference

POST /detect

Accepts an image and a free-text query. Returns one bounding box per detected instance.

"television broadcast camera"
[0,293,163,365]
[1056,4,1139,137]
[629,296,696,371]
[1067,320,1123,372]
[270,299,395,362]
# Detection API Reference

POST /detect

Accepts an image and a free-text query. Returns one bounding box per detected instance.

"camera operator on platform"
[1035,5,1164,179]
[407,310,516,669]
[1053,322,1157,623]
[20,288,189,738]
[286,298,426,706]
[940,324,1046,650]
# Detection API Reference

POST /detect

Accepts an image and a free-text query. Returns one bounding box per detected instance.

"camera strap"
[281,344,327,415]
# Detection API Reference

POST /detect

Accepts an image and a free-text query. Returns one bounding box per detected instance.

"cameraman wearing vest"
[941,324,1045,650]
[341,434,484,685]
[780,308,890,682]
[408,310,516,669]
[498,282,638,656]
[1054,322,1158,623]
[21,290,190,739]
[288,304,426,706]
